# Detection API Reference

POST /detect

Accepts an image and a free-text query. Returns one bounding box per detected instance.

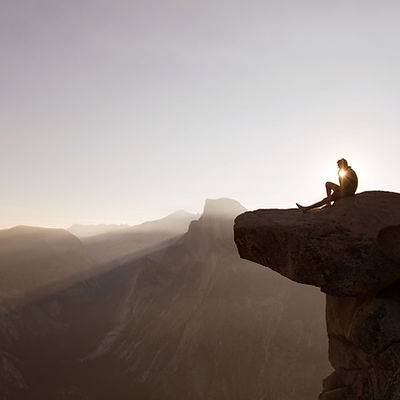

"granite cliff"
[234,191,400,400]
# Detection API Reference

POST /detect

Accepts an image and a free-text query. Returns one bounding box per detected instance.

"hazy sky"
[1,0,400,228]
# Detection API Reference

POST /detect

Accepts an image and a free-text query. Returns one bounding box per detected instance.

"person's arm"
[338,170,343,187]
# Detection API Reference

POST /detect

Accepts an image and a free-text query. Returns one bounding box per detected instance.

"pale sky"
[1,0,400,228]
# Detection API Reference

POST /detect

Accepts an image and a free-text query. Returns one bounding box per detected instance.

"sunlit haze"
[2,1,400,228]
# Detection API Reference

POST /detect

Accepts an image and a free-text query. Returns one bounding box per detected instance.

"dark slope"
[80,199,329,400]
[0,226,90,302]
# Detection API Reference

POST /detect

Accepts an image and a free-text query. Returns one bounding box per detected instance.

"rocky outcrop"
[234,191,400,400]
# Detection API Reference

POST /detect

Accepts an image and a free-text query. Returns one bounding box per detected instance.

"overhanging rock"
[234,191,400,297]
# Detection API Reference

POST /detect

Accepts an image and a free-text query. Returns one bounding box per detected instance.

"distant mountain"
[0,199,330,400]
[0,226,90,302]
[81,210,198,266]
[68,210,198,239]
[67,224,130,238]
[201,197,246,219]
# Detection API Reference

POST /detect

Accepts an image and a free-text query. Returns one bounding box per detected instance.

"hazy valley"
[0,199,330,400]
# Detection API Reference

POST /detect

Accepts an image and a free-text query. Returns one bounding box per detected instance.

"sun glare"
[339,169,346,178]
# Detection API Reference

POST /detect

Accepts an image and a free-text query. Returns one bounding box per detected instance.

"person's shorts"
[331,187,355,201]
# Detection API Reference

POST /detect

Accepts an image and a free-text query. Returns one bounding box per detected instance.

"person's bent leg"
[305,197,330,210]
[326,182,339,197]
[297,182,339,212]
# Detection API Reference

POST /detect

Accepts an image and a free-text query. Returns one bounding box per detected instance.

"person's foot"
[296,203,308,213]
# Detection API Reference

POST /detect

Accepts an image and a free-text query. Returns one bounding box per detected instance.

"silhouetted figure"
[296,158,358,212]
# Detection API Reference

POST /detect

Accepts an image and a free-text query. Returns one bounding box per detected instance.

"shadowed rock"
[234,191,400,400]
[234,191,400,297]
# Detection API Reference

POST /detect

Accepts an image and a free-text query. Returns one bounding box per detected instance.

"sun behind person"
[296,158,358,212]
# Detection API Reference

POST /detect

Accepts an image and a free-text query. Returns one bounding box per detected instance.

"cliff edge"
[234,191,400,400]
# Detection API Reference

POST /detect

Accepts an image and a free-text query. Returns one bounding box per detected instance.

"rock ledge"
[234,191,400,297]
[234,191,400,400]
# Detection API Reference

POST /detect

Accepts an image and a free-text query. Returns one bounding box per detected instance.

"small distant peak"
[201,198,246,219]
[9,225,39,232]
[67,223,130,238]
[8,225,66,233]
[165,210,195,219]
[0,225,77,241]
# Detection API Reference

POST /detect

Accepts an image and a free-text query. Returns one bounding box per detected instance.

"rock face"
[234,191,400,400]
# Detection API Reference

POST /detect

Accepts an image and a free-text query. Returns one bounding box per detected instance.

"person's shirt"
[339,167,358,195]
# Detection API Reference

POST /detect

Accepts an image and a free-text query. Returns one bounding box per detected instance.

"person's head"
[337,158,348,169]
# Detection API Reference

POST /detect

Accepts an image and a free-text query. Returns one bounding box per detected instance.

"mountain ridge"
[0,197,329,400]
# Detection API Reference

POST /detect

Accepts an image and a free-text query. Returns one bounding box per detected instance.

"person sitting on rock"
[296,158,358,212]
